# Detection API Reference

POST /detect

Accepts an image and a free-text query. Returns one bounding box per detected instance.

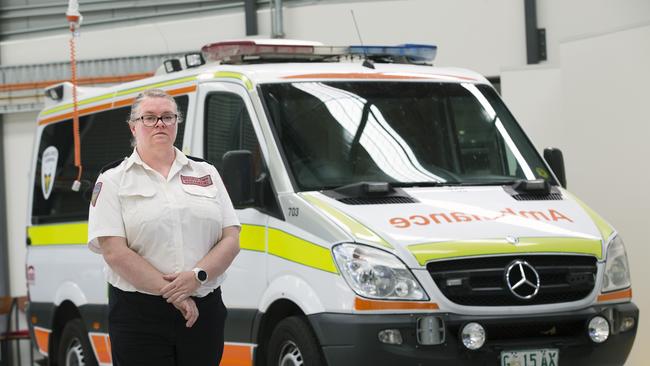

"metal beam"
[244,0,258,36]
[524,0,546,64]
[0,123,9,301]
[0,43,8,300]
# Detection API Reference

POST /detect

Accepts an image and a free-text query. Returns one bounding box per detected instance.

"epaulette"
[187,155,212,165]
[99,157,127,174]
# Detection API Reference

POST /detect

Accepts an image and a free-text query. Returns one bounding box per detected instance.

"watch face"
[197,270,208,282]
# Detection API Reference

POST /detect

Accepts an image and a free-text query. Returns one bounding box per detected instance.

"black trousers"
[108,285,227,366]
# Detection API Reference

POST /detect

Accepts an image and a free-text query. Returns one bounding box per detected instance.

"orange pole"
[67,5,83,190]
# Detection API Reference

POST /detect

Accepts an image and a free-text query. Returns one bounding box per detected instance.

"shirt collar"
[125,147,189,171]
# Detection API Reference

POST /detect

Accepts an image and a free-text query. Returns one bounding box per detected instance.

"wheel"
[57,319,98,366]
[267,316,325,366]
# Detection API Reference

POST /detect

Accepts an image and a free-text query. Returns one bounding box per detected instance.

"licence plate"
[500,348,559,366]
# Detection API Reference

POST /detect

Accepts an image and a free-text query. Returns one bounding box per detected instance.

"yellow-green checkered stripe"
[41,93,116,116]
[565,192,615,241]
[213,71,253,91]
[408,237,602,265]
[28,223,88,245]
[267,228,337,273]
[41,75,198,116]
[300,193,392,248]
[28,222,337,273]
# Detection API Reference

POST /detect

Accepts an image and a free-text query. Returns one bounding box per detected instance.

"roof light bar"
[202,39,329,63]
[200,39,437,64]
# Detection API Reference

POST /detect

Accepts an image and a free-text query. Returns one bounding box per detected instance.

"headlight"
[332,243,428,300]
[601,235,631,293]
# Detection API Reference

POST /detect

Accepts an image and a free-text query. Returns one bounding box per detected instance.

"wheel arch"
[253,298,306,366]
[49,300,82,365]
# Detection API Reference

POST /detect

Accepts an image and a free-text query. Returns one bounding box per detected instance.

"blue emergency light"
[349,44,437,62]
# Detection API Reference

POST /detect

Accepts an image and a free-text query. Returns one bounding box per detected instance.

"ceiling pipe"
[271,0,284,38]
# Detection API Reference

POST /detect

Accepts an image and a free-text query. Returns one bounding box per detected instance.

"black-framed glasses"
[136,114,178,127]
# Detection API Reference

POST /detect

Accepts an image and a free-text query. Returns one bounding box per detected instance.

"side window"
[204,92,262,177]
[32,107,132,224]
[32,95,189,224]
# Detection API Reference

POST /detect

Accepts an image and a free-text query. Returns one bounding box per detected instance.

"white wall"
[538,0,650,66]
[561,24,650,366]
[502,23,650,366]
[2,111,37,296]
[1,0,525,76]
[501,66,563,151]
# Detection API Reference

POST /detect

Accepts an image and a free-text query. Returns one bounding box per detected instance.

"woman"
[88,89,240,366]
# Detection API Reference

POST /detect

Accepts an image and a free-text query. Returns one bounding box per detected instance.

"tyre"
[267,316,325,366]
[57,318,98,366]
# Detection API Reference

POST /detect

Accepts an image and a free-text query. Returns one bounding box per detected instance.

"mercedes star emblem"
[505,260,541,300]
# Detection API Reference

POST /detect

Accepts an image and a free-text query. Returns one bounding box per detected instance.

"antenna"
[350,10,374,69]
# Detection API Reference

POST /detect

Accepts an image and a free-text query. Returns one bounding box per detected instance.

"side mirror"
[222,150,255,206]
[543,147,567,188]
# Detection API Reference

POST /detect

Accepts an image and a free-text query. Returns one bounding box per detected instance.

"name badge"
[180,175,213,187]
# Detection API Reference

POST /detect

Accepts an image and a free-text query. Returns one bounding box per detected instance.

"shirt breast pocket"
[181,184,222,221]
[119,187,159,225]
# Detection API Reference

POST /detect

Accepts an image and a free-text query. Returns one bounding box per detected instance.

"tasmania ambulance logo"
[41,146,58,200]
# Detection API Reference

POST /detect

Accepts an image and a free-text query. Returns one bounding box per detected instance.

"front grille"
[428,255,597,306]
[338,196,416,205]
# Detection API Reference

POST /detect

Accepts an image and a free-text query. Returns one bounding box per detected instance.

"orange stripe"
[221,344,253,366]
[39,102,113,125]
[38,85,197,126]
[90,334,112,364]
[284,72,431,80]
[598,288,632,302]
[0,73,154,93]
[113,97,136,108]
[33,327,50,355]
[283,72,477,81]
[106,336,112,358]
[168,85,196,96]
[354,297,439,311]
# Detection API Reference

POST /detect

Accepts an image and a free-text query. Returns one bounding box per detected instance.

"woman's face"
[130,97,178,151]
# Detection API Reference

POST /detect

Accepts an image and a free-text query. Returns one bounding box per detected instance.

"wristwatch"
[192,267,208,285]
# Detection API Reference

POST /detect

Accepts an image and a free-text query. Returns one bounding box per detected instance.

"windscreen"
[261,81,552,191]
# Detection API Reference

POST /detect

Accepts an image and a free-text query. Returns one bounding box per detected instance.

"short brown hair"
[127,89,183,125]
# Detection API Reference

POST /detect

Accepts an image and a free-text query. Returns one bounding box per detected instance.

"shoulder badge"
[91,182,103,207]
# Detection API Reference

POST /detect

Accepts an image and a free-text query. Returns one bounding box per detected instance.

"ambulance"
[25,39,638,366]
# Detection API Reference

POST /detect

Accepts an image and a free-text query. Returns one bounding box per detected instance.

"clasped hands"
[161,271,201,328]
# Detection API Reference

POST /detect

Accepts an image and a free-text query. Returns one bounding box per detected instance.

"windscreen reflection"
[261,81,548,191]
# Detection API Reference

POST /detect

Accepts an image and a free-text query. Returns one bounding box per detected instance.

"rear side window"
[32,95,188,224]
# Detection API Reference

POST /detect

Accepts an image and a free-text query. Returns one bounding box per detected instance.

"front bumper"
[309,302,638,366]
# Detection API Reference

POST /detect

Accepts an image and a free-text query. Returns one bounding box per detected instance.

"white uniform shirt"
[88,147,240,297]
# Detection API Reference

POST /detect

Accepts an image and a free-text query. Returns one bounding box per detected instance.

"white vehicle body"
[25,41,637,366]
